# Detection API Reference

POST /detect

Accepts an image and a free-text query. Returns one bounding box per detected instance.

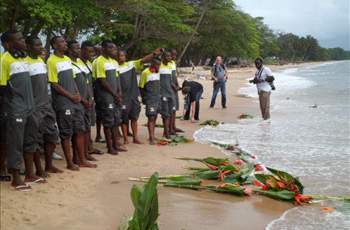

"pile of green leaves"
[158,135,193,146]
[200,120,220,127]
[238,113,254,119]
[176,157,254,185]
[127,173,159,230]
[253,167,305,202]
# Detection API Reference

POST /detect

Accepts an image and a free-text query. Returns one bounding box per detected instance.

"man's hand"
[82,100,92,109]
[153,48,163,56]
[114,94,122,104]
[70,94,81,104]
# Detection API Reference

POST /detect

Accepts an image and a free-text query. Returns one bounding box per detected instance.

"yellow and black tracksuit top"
[92,55,120,107]
[0,52,35,116]
[47,54,79,112]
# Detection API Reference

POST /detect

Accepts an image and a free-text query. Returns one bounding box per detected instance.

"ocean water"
[194,61,350,229]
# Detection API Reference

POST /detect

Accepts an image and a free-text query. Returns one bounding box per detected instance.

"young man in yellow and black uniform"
[0,31,35,191]
[93,40,125,155]
[67,40,97,168]
[159,50,176,138]
[117,48,162,144]
[170,48,184,134]
[25,36,62,177]
[48,36,84,171]
[139,56,162,145]
[0,32,11,182]
[80,41,103,156]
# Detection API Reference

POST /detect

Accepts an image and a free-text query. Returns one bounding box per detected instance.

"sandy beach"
[0,64,307,230]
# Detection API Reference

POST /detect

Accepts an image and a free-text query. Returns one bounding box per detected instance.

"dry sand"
[0,65,298,230]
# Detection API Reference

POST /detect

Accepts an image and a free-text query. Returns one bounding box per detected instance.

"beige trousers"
[258,91,271,120]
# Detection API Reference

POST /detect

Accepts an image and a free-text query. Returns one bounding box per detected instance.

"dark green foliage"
[128,173,159,230]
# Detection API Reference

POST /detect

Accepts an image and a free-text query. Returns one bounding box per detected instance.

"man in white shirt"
[250,58,275,120]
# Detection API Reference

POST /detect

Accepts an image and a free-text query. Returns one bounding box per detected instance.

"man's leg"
[33,151,47,178]
[162,117,171,139]
[73,131,97,168]
[44,142,62,173]
[169,112,176,135]
[24,152,45,183]
[131,119,142,144]
[57,110,79,171]
[84,130,97,161]
[104,127,118,155]
[148,116,157,145]
[184,96,191,120]
[210,82,220,108]
[259,92,265,119]
[95,118,103,142]
[221,82,227,108]
[23,115,46,182]
[121,123,129,144]
[73,110,97,168]
[259,91,270,120]
[112,126,127,152]
[61,138,79,170]
[194,90,203,121]
[121,105,130,144]
[7,116,30,188]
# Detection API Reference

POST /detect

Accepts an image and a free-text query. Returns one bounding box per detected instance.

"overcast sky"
[235,0,350,50]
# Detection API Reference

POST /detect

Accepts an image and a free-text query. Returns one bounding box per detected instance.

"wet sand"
[0,65,295,230]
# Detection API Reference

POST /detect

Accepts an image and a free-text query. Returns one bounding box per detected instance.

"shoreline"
[0,62,326,230]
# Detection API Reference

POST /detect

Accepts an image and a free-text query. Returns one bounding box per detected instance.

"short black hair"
[255,57,263,63]
[81,40,94,49]
[25,36,41,47]
[67,40,79,49]
[118,49,126,55]
[50,35,63,49]
[101,40,114,48]
[1,30,19,44]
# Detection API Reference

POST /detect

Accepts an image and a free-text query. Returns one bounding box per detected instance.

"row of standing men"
[0,30,183,191]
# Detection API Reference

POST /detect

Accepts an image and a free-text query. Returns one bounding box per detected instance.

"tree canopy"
[0,0,349,65]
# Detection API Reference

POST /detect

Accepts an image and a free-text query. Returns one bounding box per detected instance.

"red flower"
[294,194,312,205]
[149,66,157,73]
[255,164,264,172]
[206,163,218,171]
[253,180,265,188]
[219,170,231,181]
[276,181,286,189]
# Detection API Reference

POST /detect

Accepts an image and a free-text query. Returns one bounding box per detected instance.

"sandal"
[14,184,32,192]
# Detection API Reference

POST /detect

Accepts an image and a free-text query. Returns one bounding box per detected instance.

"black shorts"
[56,109,85,140]
[121,99,141,124]
[100,104,121,128]
[23,111,42,153]
[6,115,32,170]
[145,100,161,117]
[39,107,59,145]
[160,96,176,118]
[84,108,92,131]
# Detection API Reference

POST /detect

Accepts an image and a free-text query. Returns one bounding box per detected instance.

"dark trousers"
[184,89,203,120]
[210,81,226,107]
